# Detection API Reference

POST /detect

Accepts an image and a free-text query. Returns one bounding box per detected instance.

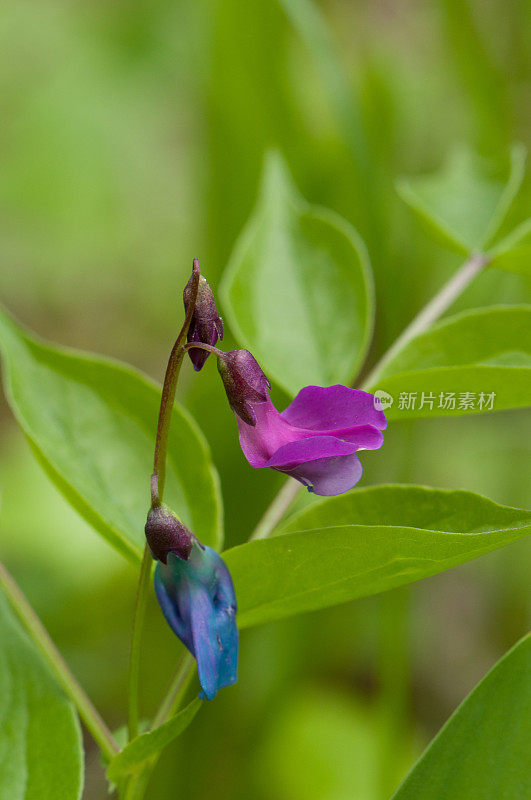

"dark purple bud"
[145,504,194,563]
[183,271,223,371]
[217,349,271,426]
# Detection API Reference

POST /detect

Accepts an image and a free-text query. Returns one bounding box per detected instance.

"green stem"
[123,771,153,800]
[151,259,201,506]
[249,252,489,540]
[362,252,489,389]
[0,561,119,762]
[249,478,300,540]
[127,544,153,741]
[127,259,201,743]
[151,652,196,729]
[123,655,196,800]
[183,341,224,358]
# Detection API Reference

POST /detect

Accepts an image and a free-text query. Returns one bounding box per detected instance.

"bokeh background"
[1,1,530,798]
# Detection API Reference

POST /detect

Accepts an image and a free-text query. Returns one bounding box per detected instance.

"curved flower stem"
[249,252,489,541]
[151,259,201,506]
[183,341,225,358]
[128,259,201,744]
[0,561,119,762]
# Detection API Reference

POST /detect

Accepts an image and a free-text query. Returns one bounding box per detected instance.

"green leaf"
[220,150,374,396]
[396,144,526,254]
[0,590,83,800]
[488,217,531,275]
[392,634,531,800]
[366,305,531,419]
[0,306,223,562]
[224,485,531,628]
[106,698,201,782]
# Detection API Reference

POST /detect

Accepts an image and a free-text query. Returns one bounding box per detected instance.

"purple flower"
[218,350,387,496]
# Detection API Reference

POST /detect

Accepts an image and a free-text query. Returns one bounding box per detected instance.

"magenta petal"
[237,400,303,467]
[325,424,384,450]
[285,453,363,496]
[265,436,358,469]
[281,385,387,432]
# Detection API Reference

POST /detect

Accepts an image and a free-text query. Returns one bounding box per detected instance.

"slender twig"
[151,652,196,729]
[362,252,489,389]
[249,252,490,541]
[151,259,201,506]
[0,561,119,762]
[123,655,197,800]
[183,342,224,358]
[249,478,301,540]
[128,259,201,743]
[127,544,153,741]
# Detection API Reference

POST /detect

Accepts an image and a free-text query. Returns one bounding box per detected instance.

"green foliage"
[220,151,373,396]
[392,634,531,800]
[396,144,526,254]
[225,485,531,628]
[368,306,531,418]
[0,306,223,562]
[0,591,83,800]
[107,699,201,782]
[0,3,530,797]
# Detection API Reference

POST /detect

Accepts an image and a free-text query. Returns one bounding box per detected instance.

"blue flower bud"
[154,543,238,700]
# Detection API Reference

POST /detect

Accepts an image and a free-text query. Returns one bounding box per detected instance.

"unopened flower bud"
[183,268,223,372]
[217,349,271,426]
[145,504,194,563]
[155,542,238,699]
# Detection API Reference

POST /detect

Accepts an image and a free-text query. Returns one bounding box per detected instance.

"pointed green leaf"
[106,698,201,782]
[392,634,531,800]
[0,590,84,799]
[220,151,374,396]
[488,217,531,275]
[224,485,531,628]
[367,306,531,418]
[0,307,223,562]
[396,144,526,254]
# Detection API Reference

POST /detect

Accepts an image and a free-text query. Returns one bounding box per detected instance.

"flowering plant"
[0,133,530,800]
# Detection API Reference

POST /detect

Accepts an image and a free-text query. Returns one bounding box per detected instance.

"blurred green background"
[0,1,530,798]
